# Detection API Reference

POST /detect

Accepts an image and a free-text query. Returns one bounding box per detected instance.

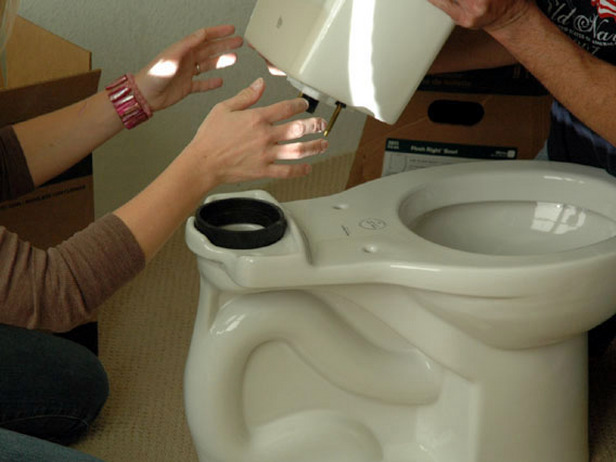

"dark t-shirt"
[536,0,616,174]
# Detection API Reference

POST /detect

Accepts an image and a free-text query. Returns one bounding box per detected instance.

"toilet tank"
[244,0,454,124]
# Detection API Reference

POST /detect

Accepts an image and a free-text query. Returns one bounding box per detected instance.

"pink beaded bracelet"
[106,74,153,129]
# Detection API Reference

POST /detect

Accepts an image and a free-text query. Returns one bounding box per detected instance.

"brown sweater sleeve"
[0,125,35,200]
[0,213,146,332]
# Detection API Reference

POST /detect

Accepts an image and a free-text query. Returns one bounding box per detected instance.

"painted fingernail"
[250,77,264,90]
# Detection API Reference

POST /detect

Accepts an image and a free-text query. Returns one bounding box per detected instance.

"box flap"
[2,16,91,89]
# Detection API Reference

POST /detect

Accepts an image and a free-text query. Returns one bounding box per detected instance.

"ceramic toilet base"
[184,285,589,462]
[184,161,616,462]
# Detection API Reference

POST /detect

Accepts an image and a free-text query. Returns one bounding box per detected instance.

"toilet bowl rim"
[185,160,616,296]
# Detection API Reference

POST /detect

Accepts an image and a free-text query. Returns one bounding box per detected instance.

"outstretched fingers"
[264,118,329,178]
[201,24,237,41]
[191,77,224,93]
[273,138,329,161]
[220,78,267,112]
[194,52,237,78]
[197,81,330,182]
[273,117,327,144]
[259,97,312,124]
[194,36,243,66]
[171,25,236,62]
[262,163,313,179]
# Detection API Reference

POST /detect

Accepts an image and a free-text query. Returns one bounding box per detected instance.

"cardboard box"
[346,65,553,188]
[0,17,101,351]
[0,16,100,248]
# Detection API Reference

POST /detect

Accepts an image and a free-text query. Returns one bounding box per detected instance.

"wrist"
[485,1,534,38]
[484,1,543,38]
[106,74,153,129]
[176,145,222,197]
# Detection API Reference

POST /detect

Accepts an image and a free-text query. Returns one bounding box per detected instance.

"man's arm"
[429,0,616,146]
[488,3,616,145]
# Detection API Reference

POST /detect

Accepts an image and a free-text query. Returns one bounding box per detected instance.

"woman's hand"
[134,25,243,112]
[114,77,328,261]
[181,77,329,189]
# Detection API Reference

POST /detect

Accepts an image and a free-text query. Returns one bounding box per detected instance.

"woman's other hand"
[135,25,243,112]
[181,77,329,189]
[114,77,328,261]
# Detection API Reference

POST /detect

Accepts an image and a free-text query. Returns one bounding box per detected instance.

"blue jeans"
[0,324,108,461]
[0,429,103,461]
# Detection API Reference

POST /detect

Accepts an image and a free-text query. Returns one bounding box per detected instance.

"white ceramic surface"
[185,160,616,462]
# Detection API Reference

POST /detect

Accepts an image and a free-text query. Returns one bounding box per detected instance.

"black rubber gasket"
[194,198,287,249]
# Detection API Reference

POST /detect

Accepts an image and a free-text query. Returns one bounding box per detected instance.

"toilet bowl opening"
[404,199,616,256]
[194,198,287,249]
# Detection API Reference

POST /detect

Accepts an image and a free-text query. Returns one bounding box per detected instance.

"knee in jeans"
[0,326,110,445]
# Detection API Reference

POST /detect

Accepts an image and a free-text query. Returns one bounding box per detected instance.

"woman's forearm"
[12,90,123,187]
[112,146,210,263]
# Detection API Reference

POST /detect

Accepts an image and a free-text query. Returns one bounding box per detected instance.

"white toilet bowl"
[184,160,616,462]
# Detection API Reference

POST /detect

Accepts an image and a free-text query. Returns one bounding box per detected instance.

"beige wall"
[19,0,366,216]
